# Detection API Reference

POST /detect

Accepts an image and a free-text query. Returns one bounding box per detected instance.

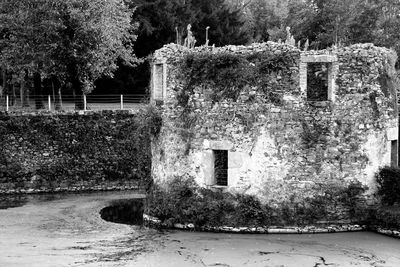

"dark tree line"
[100,0,400,96]
[95,0,250,95]
[1,0,400,106]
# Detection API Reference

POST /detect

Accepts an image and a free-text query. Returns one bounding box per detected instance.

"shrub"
[145,177,370,228]
[376,166,400,205]
[233,194,271,227]
[368,204,400,230]
[186,191,236,227]
[145,176,271,228]
[144,176,197,225]
[337,180,368,219]
[276,195,329,226]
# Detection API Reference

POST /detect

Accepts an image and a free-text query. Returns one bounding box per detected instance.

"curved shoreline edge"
[143,214,400,238]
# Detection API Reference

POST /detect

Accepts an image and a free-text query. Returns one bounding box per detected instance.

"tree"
[0,0,62,108]
[95,0,249,98]
[285,0,362,49]
[372,0,400,67]
[54,0,139,108]
[284,0,400,67]
[244,0,288,42]
[130,0,249,57]
[347,1,380,44]
[0,0,138,109]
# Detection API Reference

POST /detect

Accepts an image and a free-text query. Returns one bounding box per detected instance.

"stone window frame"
[151,61,167,103]
[213,150,228,186]
[204,140,233,187]
[387,127,398,167]
[300,55,338,102]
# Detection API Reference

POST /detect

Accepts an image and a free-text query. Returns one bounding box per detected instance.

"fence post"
[120,95,124,110]
[6,95,9,112]
[83,94,87,111]
[48,95,51,111]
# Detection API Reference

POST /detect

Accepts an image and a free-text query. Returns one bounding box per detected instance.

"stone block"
[228,152,244,168]
[386,127,398,141]
[301,55,338,63]
[209,140,233,150]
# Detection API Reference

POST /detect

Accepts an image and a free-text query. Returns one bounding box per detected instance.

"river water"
[0,191,399,267]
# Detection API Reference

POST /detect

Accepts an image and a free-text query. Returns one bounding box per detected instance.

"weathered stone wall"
[0,110,153,194]
[152,42,398,211]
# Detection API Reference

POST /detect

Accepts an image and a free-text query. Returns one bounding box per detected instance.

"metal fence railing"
[0,94,149,112]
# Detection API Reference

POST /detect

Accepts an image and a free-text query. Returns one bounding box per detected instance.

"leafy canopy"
[0,0,138,93]
[130,0,250,57]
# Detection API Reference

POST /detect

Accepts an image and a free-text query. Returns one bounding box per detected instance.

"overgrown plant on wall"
[300,118,330,149]
[170,47,299,145]
[0,106,162,193]
[176,50,297,109]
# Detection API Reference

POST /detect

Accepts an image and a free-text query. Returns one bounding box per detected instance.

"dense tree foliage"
[2,0,400,103]
[225,0,289,43]
[0,0,137,108]
[0,0,61,106]
[95,0,250,96]
[284,0,400,57]
[130,0,249,57]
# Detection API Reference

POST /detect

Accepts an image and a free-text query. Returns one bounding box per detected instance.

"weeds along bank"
[144,172,400,234]
[0,108,162,194]
[150,42,399,224]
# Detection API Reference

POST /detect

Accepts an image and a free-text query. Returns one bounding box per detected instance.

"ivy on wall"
[169,49,298,139]
[175,50,298,108]
[0,107,162,193]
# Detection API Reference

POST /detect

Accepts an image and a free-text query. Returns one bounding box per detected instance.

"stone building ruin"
[150,42,398,205]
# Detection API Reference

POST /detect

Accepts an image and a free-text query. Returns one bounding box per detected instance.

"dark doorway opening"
[391,140,398,167]
[307,63,328,101]
[214,150,228,186]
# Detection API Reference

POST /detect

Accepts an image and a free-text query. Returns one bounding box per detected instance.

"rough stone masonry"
[151,42,398,207]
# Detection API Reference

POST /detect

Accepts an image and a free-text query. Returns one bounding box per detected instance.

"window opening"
[391,140,398,167]
[214,150,228,186]
[307,62,328,101]
[153,63,164,101]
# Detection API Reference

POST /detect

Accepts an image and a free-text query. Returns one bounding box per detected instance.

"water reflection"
[0,195,28,209]
[100,199,144,225]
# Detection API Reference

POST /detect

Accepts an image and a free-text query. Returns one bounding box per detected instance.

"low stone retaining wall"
[2,183,142,195]
[144,213,400,238]
[0,110,156,194]
[143,214,366,234]
[374,227,400,239]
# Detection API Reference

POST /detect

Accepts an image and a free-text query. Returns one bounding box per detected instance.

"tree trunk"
[51,79,55,107]
[68,62,85,110]
[72,76,84,110]
[1,67,5,97]
[58,87,63,110]
[1,67,6,104]
[52,76,62,110]
[23,70,29,107]
[33,71,44,109]
[20,80,25,107]
[11,81,16,106]
[20,72,25,107]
